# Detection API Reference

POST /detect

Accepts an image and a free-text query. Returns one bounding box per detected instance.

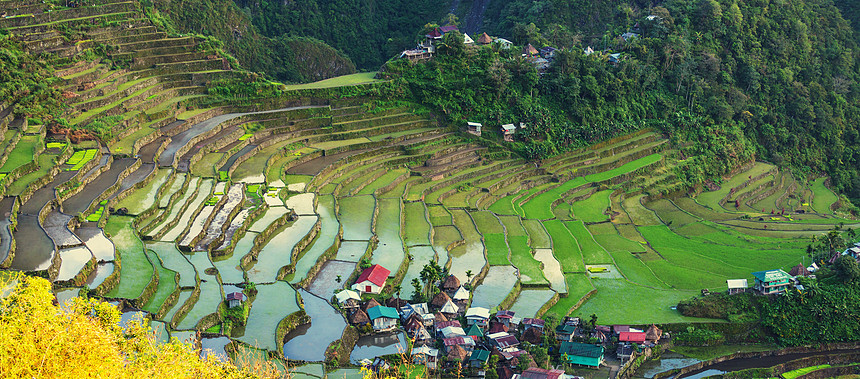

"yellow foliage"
[0,274,280,379]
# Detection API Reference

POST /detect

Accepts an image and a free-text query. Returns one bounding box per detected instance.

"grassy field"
[484,233,510,265]
[543,220,585,272]
[105,216,153,299]
[403,201,431,246]
[544,273,593,318]
[573,278,716,324]
[284,72,381,90]
[0,135,39,173]
[508,235,547,284]
[570,190,612,222]
[811,177,839,214]
[565,221,613,264]
[6,152,59,195]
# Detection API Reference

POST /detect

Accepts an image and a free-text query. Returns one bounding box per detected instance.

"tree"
[411,278,423,302]
[393,284,402,301]
[441,13,459,26]
[834,255,860,283]
[466,270,473,282]
[589,314,598,330]
[440,31,466,57]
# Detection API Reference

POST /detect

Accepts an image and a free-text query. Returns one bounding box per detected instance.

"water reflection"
[282,290,346,362]
[349,332,407,364]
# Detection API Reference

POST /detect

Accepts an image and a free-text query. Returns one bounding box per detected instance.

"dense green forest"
[151,0,355,83]
[231,0,449,69]
[379,0,860,202]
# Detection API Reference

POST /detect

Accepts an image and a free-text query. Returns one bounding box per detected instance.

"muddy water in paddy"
[635,352,701,378]
[85,262,115,288]
[248,207,288,233]
[219,144,256,172]
[350,332,408,364]
[42,211,79,247]
[534,249,566,292]
[237,281,300,351]
[10,215,55,271]
[510,289,556,318]
[56,246,93,282]
[307,260,355,298]
[177,127,238,172]
[179,205,215,247]
[448,209,486,284]
[18,171,75,214]
[197,184,244,250]
[161,179,213,242]
[76,227,115,261]
[109,162,155,200]
[0,197,14,262]
[402,246,437,299]
[335,241,368,262]
[200,337,231,362]
[63,158,136,215]
[471,265,518,309]
[291,195,339,283]
[177,271,221,330]
[138,136,167,163]
[285,193,315,215]
[371,198,405,272]
[282,290,346,362]
[247,215,317,283]
[287,150,364,176]
[79,153,110,182]
[213,231,256,284]
[338,195,375,240]
[215,208,251,251]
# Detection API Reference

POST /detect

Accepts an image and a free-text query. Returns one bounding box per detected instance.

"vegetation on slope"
[151,0,355,83]
[0,34,64,119]
[383,0,860,202]
[0,274,279,378]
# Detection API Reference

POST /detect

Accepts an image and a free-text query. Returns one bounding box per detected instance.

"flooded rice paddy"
[246,215,317,283]
[350,332,407,364]
[282,290,346,362]
[237,281,300,351]
[56,246,92,282]
[471,265,518,309]
[291,195,339,283]
[76,227,115,261]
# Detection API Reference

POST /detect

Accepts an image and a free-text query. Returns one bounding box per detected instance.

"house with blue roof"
[368,305,400,331]
[752,269,792,295]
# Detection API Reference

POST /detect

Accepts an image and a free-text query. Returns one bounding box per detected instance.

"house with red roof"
[351,264,390,294]
[618,331,647,343]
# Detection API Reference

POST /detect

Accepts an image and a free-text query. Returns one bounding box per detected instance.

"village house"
[495,310,516,326]
[226,292,243,308]
[789,263,811,277]
[335,289,361,309]
[435,320,461,337]
[368,305,399,332]
[495,38,513,49]
[442,275,461,293]
[466,323,485,341]
[489,332,520,351]
[405,314,433,343]
[411,345,439,370]
[521,367,568,379]
[352,264,390,294]
[447,344,469,365]
[478,33,493,45]
[400,302,430,321]
[522,318,545,331]
[726,279,748,294]
[469,349,491,368]
[559,342,604,367]
[441,299,459,316]
[619,331,647,344]
[465,307,490,327]
[444,336,476,352]
[349,308,370,327]
[645,324,663,342]
[453,286,470,302]
[524,43,539,57]
[463,33,475,44]
[441,325,467,339]
[539,47,557,59]
[501,124,516,142]
[521,326,543,345]
[467,122,482,136]
[555,323,576,342]
[752,269,792,295]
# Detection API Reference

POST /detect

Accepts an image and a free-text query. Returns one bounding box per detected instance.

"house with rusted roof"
[352,264,390,294]
[522,318,544,331]
[412,345,439,370]
[521,367,567,379]
[226,292,244,308]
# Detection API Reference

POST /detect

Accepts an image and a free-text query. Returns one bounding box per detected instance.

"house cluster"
[335,268,668,377]
[399,25,514,63]
[522,43,559,71]
[726,265,817,296]
[467,121,526,142]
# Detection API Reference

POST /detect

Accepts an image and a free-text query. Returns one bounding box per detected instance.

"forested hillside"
[383,0,860,202]
[232,0,449,69]
[150,0,355,83]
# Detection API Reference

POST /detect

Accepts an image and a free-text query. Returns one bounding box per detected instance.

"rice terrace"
[1,0,859,375]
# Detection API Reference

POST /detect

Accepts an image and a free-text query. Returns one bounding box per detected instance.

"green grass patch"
[189,152,223,178]
[544,273,593,318]
[488,194,519,216]
[105,216,153,299]
[570,190,612,222]
[498,215,527,236]
[607,250,669,288]
[523,219,551,249]
[141,250,178,314]
[113,127,155,154]
[508,235,547,284]
[781,365,832,379]
[484,233,510,265]
[65,149,98,171]
[116,169,172,215]
[543,220,585,272]
[403,201,431,246]
[357,168,407,195]
[5,152,59,196]
[86,206,104,222]
[46,142,66,149]
[574,279,715,324]
[284,72,381,90]
[565,221,613,264]
[471,211,504,234]
[0,135,39,173]
[428,205,453,225]
[810,177,838,214]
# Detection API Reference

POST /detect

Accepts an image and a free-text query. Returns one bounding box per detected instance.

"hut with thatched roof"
[387,297,408,309]
[645,324,663,342]
[521,326,543,344]
[447,344,469,362]
[349,309,370,326]
[524,43,539,56]
[431,291,452,309]
[442,275,461,292]
[434,312,448,322]
[478,32,493,45]
[362,298,381,312]
[789,263,811,277]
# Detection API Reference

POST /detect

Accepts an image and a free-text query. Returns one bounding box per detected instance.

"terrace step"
[15,30,60,42]
[113,37,197,53]
[0,2,135,28]
[129,52,210,70]
[4,11,139,35]
[114,44,200,60]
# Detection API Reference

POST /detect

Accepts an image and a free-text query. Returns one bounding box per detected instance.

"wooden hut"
[645,324,662,342]
[431,292,452,309]
[349,309,370,326]
[442,275,461,292]
[362,298,381,312]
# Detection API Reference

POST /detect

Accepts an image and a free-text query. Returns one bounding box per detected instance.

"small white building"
[412,345,439,370]
[441,325,466,338]
[441,299,459,315]
[335,289,361,308]
[226,292,244,308]
[467,122,482,136]
[501,124,516,142]
[351,264,390,294]
[465,307,490,327]
[453,286,470,301]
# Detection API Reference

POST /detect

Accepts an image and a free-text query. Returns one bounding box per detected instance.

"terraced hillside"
[1,0,855,371]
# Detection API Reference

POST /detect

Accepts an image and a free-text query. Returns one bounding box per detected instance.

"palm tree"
[394,284,402,302]
[466,270,473,283]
